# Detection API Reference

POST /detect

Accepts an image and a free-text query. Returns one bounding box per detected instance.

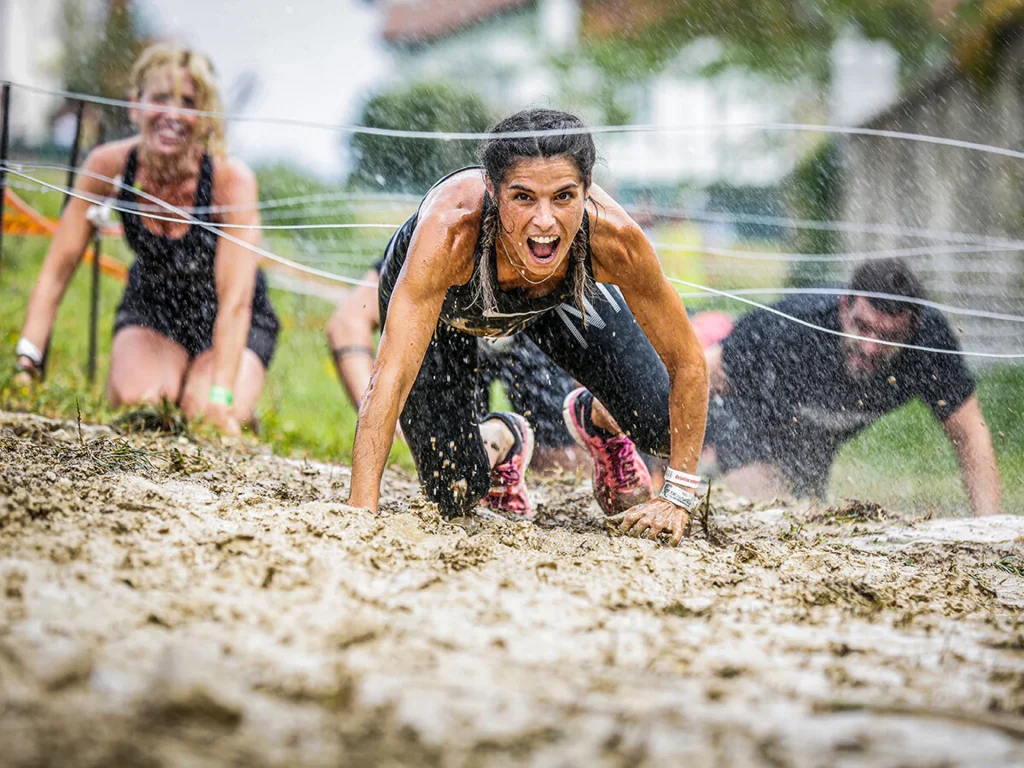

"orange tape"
[2,188,128,282]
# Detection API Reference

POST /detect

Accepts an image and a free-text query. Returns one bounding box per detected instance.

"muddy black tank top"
[377,166,594,338]
[117,147,277,333]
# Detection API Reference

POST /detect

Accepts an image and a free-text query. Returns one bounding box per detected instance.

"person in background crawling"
[14,43,279,435]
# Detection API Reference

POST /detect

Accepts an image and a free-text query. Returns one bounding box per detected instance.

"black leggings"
[393,284,671,516]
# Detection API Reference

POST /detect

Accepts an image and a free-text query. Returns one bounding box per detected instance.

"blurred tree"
[59,0,149,138]
[578,0,954,88]
[347,81,493,194]
[255,163,359,262]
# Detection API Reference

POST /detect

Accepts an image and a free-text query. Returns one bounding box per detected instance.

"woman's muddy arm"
[348,193,478,513]
[18,147,119,372]
[209,159,261,432]
[589,193,709,473]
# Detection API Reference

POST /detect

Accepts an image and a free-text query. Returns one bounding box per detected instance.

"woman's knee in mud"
[107,376,181,410]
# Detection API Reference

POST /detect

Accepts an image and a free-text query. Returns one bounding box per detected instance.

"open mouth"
[154,122,187,148]
[526,236,560,264]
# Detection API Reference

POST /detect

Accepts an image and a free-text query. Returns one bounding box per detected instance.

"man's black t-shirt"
[708,295,976,494]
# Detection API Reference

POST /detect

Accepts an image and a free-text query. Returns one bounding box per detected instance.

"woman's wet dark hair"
[480,108,597,189]
[475,108,597,319]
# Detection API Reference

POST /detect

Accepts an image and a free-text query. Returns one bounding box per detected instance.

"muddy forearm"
[954,433,1002,517]
[329,323,377,409]
[348,372,403,513]
[945,397,1002,517]
[667,360,709,473]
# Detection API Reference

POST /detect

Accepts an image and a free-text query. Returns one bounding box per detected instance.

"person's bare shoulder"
[211,155,258,208]
[419,168,485,233]
[411,169,485,285]
[80,138,138,194]
[587,183,650,273]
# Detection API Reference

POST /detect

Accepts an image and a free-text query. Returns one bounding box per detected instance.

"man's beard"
[843,342,894,382]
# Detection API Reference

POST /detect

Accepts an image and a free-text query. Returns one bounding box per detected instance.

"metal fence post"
[0,82,11,279]
[62,100,85,211]
[83,119,105,384]
[87,232,101,384]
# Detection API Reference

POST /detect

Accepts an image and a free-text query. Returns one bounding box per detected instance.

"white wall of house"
[830,28,900,126]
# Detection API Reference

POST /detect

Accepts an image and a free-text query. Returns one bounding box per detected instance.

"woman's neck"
[137,144,203,187]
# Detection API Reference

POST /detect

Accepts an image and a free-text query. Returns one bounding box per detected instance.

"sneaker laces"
[491,459,521,489]
[604,435,641,487]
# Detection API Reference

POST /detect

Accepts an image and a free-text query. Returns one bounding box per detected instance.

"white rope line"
[248,199,1024,249]
[9,157,1020,252]
[669,278,1024,358]
[650,240,1021,263]
[120,190,419,214]
[1,161,400,232]
[673,285,1024,323]
[1,165,376,288]
[10,79,1024,165]
[12,165,1024,264]
[641,206,1023,249]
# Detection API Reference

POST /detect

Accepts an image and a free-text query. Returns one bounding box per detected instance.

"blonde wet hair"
[129,42,226,157]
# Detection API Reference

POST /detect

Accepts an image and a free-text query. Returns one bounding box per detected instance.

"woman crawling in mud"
[14,43,279,435]
[348,108,708,545]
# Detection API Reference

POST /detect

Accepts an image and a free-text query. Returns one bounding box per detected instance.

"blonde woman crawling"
[14,43,279,434]
[349,108,709,545]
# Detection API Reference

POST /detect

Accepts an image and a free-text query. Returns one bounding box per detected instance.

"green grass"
[831,367,1024,515]
[0,234,411,468]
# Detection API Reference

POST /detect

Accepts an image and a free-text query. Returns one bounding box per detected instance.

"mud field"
[1,410,1023,767]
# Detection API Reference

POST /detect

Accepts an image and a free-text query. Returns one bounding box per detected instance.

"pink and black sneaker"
[563,388,652,516]
[481,412,536,518]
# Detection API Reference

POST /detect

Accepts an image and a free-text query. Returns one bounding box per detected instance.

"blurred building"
[837,9,1024,361]
[0,0,66,146]
[378,0,798,190]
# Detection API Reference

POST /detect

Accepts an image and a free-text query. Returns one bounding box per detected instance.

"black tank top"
[378,167,594,338]
[117,147,277,334]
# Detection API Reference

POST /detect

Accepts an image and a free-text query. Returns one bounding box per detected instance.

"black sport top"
[377,167,594,338]
[116,147,279,345]
[712,293,975,492]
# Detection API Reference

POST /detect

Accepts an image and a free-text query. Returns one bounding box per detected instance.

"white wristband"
[16,338,43,367]
[665,468,702,489]
[659,483,698,510]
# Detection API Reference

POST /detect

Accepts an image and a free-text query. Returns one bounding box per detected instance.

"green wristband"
[209,385,234,406]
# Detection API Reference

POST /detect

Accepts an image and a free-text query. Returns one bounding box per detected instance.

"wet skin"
[838,295,915,381]
[349,155,709,545]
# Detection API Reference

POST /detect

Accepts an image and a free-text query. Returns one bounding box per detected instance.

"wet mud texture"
[2,410,1024,767]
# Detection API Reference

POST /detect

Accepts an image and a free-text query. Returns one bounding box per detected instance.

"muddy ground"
[1,410,1023,767]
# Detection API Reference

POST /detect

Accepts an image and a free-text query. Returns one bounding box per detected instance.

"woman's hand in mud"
[10,357,41,390]
[608,499,688,546]
[205,402,241,437]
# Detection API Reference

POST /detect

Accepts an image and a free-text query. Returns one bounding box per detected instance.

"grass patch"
[831,366,1024,515]
[0,234,411,468]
